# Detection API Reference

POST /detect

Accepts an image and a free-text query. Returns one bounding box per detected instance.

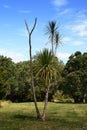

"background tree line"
[0,51,87,103]
[0,55,64,102]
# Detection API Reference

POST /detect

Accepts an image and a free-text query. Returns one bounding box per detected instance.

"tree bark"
[51,36,54,54]
[83,92,87,103]
[41,87,49,120]
[25,18,41,119]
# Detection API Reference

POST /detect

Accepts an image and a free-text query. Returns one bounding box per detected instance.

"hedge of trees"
[0,55,64,102]
[0,51,87,103]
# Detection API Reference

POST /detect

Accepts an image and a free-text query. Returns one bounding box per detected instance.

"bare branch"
[30,18,37,35]
[25,18,37,35]
[25,19,30,34]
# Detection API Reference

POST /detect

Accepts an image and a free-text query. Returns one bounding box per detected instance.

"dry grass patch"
[0,100,11,107]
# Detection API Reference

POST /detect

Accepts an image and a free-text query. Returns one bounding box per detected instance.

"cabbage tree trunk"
[41,87,49,120]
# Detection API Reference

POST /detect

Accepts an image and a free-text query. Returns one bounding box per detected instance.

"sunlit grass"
[0,102,87,130]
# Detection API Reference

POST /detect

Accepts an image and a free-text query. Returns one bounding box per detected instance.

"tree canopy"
[59,51,87,103]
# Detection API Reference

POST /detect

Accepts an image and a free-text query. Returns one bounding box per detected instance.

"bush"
[52,90,74,103]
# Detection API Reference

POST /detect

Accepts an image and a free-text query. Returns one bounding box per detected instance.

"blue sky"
[0,0,87,63]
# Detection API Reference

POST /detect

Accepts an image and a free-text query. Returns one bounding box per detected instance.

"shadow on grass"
[14,114,36,121]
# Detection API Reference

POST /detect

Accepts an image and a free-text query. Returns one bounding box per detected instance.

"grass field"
[0,102,87,130]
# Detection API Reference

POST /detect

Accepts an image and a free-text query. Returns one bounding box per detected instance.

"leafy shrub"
[52,90,74,103]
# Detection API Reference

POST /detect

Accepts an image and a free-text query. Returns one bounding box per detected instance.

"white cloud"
[57,52,70,59]
[19,10,31,14]
[59,8,71,15]
[63,36,71,42]
[0,49,24,63]
[77,10,87,19]
[52,0,68,7]
[6,52,24,63]
[73,41,85,46]
[71,21,87,37]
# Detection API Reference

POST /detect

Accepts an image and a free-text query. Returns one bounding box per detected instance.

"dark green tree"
[0,55,16,100]
[10,61,32,102]
[60,51,87,103]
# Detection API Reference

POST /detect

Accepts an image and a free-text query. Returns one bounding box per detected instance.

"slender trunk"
[51,36,54,54]
[25,19,41,119]
[41,87,49,120]
[83,92,87,103]
[29,35,41,119]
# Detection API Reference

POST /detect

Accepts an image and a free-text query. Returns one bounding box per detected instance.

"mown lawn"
[0,102,87,130]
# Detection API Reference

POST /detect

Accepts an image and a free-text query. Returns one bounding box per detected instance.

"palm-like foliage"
[45,21,61,54]
[34,48,58,87]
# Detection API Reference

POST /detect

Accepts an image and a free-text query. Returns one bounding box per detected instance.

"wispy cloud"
[6,52,24,63]
[52,0,68,7]
[17,28,27,37]
[3,4,10,9]
[0,48,24,63]
[63,37,85,46]
[73,41,85,46]
[58,8,71,15]
[63,36,71,43]
[71,21,87,37]
[19,10,31,14]
[76,10,87,19]
[57,52,70,59]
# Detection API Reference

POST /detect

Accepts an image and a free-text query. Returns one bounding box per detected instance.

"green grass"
[0,102,87,130]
